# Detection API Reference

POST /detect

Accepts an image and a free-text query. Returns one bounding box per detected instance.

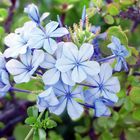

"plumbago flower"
[107,36,129,71]
[56,42,100,83]
[40,42,75,86]
[4,21,36,58]
[37,81,84,120]
[84,63,120,103]
[6,49,44,83]
[28,21,69,54]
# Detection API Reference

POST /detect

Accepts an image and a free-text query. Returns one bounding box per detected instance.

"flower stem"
[10,87,31,94]
[24,128,34,140]
[24,111,45,140]
[97,55,116,62]
[77,83,97,88]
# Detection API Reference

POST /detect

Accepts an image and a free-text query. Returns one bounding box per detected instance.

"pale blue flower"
[49,81,84,120]
[28,21,69,54]
[84,90,111,117]
[37,87,59,112]
[24,4,40,24]
[107,36,129,71]
[4,21,36,58]
[6,49,44,83]
[85,63,120,103]
[0,70,11,97]
[56,42,100,83]
[40,42,75,86]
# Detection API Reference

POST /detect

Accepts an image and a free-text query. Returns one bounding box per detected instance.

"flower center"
[66,92,72,99]
[27,65,34,71]
[98,83,104,91]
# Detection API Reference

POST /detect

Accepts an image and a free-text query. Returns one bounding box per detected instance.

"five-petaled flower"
[38,81,84,120]
[85,63,120,103]
[4,21,36,58]
[6,49,44,83]
[28,21,69,54]
[107,36,129,71]
[40,42,75,86]
[56,42,100,83]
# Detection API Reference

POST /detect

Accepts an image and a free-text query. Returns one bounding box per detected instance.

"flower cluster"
[0,4,129,120]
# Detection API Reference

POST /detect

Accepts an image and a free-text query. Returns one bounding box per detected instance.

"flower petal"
[81,61,100,76]
[14,71,31,83]
[105,77,120,93]
[6,59,26,75]
[94,99,111,117]
[67,99,83,120]
[99,63,112,83]
[55,58,75,72]
[45,21,59,35]
[19,49,32,66]
[102,90,118,103]
[49,96,66,115]
[43,68,60,85]
[63,42,78,61]
[40,53,56,69]
[49,27,69,37]
[38,87,59,108]
[4,45,28,58]
[43,38,57,54]
[61,71,75,86]
[32,50,45,67]
[72,67,87,83]
[78,43,93,61]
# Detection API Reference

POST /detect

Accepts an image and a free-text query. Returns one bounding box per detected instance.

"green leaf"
[100,131,112,140]
[120,0,135,5]
[13,124,31,140]
[0,8,8,22]
[27,106,38,118]
[107,26,128,46]
[125,128,140,140]
[48,131,63,140]
[92,0,103,8]
[0,122,5,128]
[0,26,4,35]
[104,15,114,25]
[97,117,108,129]
[33,129,39,140]
[132,109,140,121]
[107,4,119,16]
[74,126,88,134]
[38,128,46,140]
[124,97,134,111]
[46,119,57,129]
[130,87,140,104]
[25,117,37,125]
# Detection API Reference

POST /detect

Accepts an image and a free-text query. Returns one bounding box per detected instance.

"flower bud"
[24,4,40,24]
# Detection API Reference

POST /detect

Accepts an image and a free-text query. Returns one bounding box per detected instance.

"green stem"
[24,128,34,140]
[24,111,45,140]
